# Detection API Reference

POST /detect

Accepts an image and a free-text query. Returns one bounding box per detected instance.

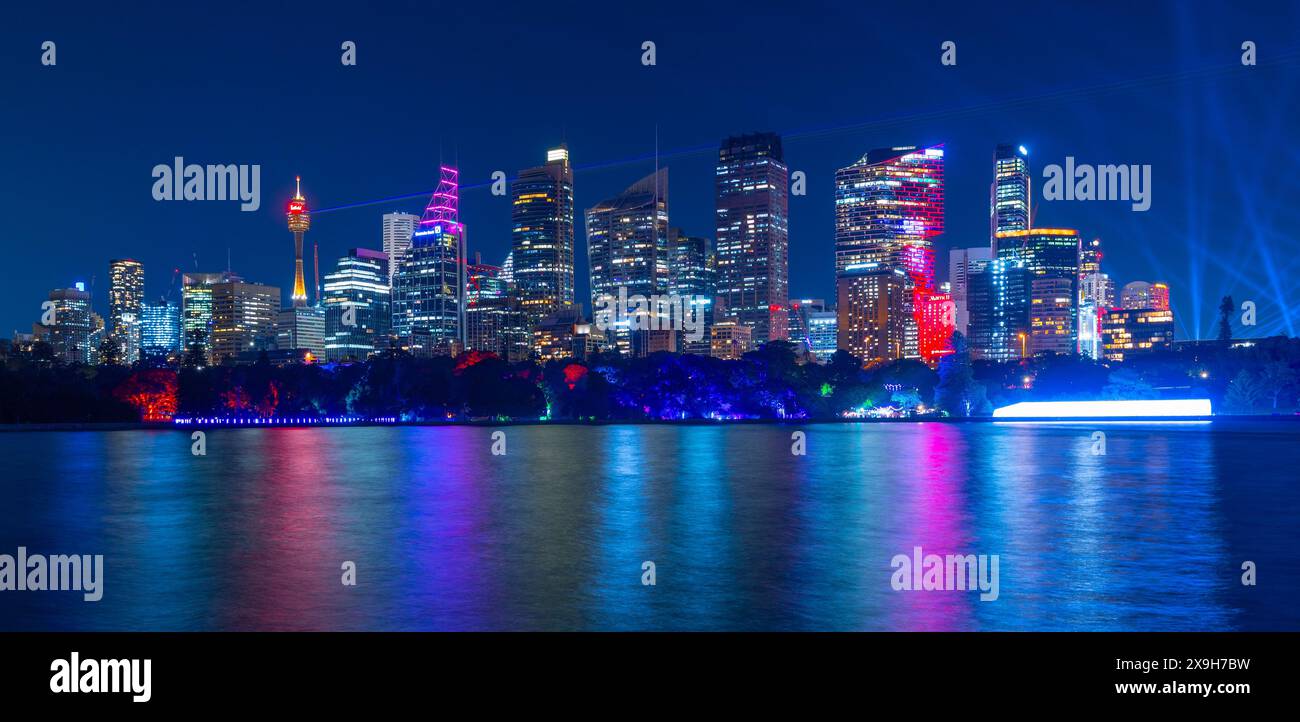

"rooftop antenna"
[313,242,320,305]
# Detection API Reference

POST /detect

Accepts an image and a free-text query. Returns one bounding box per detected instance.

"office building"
[109,258,145,364]
[381,212,419,287]
[322,248,391,361]
[511,147,575,326]
[715,133,789,344]
[392,166,467,356]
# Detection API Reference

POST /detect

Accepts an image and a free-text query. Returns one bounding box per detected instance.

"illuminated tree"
[112,369,178,421]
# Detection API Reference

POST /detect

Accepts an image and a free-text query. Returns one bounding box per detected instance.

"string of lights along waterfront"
[16,137,1178,371]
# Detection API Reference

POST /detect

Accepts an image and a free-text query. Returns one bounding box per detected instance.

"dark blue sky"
[3,0,1298,340]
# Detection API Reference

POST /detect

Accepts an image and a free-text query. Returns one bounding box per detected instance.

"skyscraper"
[1081,272,1115,308]
[715,133,789,344]
[995,228,1081,356]
[41,286,93,365]
[322,248,391,362]
[210,277,280,362]
[668,228,716,355]
[382,212,419,288]
[392,166,467,356]
[834,145,947,362]
[109,258,145,364]
[286,176,311,307]
[1079,237,1103,287]
[967,259,1030,361]
[181,272,229,365]
[585,169,670,355]
[465,260,529,363]
[276,306,326,358]
[511,147,575,326]
[949,246,993,337]
[836,265,913,365]
[1077,238,1107,359]
[991,144,1031,244]
[1120,281,1170,311]
[141,299,182,360]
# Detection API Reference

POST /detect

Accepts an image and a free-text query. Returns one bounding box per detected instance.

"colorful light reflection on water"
[0,421,1296,631]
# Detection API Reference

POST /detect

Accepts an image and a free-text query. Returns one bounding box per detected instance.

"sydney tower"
[286,176,310,307]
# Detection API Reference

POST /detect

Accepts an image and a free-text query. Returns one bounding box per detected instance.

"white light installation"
[992,399,1212,419]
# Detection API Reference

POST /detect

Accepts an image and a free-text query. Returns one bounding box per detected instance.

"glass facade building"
[392,167,467,356]
[511,147,575,327]
[991,144,1031,243]
[322,248,390,362]
[668,228,716,355]
[834,145,947,362]
[585,168,670,355]
[109,258,145,364]
[141,300,182,358]
[714,133,789,344]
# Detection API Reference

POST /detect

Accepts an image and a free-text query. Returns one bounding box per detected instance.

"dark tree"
[1218,295,1235,343]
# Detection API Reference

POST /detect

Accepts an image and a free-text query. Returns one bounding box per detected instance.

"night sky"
[3,0,1298,341]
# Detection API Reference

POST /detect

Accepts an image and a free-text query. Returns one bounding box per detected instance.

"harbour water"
[1,421,1296,630]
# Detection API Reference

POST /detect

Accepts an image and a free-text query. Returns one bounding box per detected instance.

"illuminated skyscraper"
[276,306,326,358]
[465,259,529,363]
[834,145,947,361]
[709,319,753,360]
[1079,237,1103,286]
[1121,281,1170,311]
[585,169,670,355]
[949,246,992,337]
[381,212,419,288]
[996,228,1081,356]
[715,133,789,344]
[1077,239,1108,359]
[181,272,231,365]
[511,147,575,326]
[286,176,310,307]
[668,228,716,355]
[392,166,467,356]
[210,278,280,362]
[836,265,913,365]
[1081,272,1115,308]
[322,248,391,361]
[990,144,1031,244]
[967,259,1030,361]
[141,299,182,360]
[1102,308,1175,361]
[42,285,93,365]
[108,258,145,364]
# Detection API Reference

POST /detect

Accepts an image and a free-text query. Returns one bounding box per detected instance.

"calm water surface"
[1,421,1296,630]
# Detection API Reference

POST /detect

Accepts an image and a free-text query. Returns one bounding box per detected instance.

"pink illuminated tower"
[390,167,466,355]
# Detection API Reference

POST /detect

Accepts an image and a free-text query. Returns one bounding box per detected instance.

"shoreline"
[2,414,1295,432]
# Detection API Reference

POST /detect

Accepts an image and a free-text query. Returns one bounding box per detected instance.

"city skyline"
[7,132,1267,366]
[4,2,1299,345]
